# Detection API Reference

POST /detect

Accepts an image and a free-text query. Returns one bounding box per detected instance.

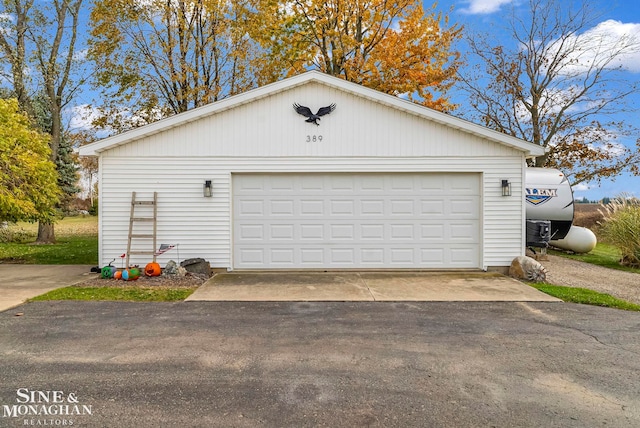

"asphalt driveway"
[1,301,639,427]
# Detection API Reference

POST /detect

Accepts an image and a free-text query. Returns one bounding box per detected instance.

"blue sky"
[64,0,639,201]
[435,0,640,200]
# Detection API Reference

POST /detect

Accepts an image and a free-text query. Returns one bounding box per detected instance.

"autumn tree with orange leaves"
[252,0,462,111]
[87,0,461,133]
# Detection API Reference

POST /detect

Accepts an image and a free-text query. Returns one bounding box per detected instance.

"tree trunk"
[36,222,56,244]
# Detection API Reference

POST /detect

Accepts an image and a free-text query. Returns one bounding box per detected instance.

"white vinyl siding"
[98,156,524,269]
[105,82,518,159]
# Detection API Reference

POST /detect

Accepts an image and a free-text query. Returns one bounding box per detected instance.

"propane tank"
[549,226,597,253]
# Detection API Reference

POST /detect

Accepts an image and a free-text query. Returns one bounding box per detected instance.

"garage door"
[233,173,480,269]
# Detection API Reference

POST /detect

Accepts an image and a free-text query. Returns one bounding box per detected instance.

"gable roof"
[79,70,545,157]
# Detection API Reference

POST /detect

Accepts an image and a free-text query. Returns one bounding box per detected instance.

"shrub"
[0,224,34,243]
[599,196,640,267]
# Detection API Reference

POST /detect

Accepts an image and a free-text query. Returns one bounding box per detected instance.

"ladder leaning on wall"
[126,192,157,267]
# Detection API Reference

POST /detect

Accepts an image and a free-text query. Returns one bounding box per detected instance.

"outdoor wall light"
[203,180,213,197]
[501,179,512,197]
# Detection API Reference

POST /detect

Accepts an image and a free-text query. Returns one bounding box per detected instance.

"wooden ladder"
[126,192,157,267]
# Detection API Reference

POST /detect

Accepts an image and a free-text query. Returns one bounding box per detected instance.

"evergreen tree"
[32,94,81,214]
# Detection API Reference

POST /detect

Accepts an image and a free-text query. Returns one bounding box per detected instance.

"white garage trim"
[232,173,481,270]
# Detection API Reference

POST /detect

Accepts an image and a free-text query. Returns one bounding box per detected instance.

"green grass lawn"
[528,282,640,312]
[29,286,196,302]
[0,216,98,264]
[3,216,198,302]
[549,242,640,274]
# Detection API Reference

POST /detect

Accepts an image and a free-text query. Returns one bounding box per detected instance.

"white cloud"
[67,104,100,131]
[459,0,512,15]
[548,20,640,75]
[73,48,89,62]
[572,183,590,192]
[0,13,15,36]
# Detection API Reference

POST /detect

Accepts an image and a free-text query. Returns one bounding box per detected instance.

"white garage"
[79,71,545,272]
[233,173,480,269]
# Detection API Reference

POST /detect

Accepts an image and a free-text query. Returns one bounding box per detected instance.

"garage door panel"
[448,197,480,216]
[420,248,445,265]
[269,224,295,240]
[360,200,385,215]
[361,248,385,263]
[418,175,446,192]
[449,223,479,242]
[390,248,415,263]
[270,200,295,215]
[421,224,445,240]
[237,248,265,264]
[233,173,480,269]
[300,224,324,239]
[330,224,355,240]
[271,249,295,264]
[300,175,325,191]
[238,224,264,240]
[360,224,385,240]
[390,175,416,191]
[360,176,385,191]
[420,200,445,215]
[269,176,296,191]
[330,200,355,215]
[238,200,264,216]
[236,176,265,191]
[390,224,415,239]
[330,175,356,191]
[390,200,415,215]
[450,247,477,265]
[448,175,478,193]
[300,200,324,215]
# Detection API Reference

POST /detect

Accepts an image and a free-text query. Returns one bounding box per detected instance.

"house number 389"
[306,135,323,142]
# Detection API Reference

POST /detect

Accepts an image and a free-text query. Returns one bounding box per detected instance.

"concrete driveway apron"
[0,264,94,312]
[186,271,561,302]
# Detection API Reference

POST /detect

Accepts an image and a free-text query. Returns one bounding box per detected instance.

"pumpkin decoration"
[121,269,131,281]
[101,266,115,279]
[145,262,162,277]
[113,270,123,280]
[129,267,140,280]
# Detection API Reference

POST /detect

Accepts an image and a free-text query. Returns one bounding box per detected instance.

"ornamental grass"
[599,195,640,267]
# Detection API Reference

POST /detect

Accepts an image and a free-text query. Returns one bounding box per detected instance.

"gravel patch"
[74,272,207,289]
[540,255,640,305]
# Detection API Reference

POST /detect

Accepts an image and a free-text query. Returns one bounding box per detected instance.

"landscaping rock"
[164,260,178,275]
[509,256,547,282]
[180,258,211,277]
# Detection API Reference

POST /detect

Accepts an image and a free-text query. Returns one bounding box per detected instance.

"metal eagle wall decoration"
[293,103,336,126]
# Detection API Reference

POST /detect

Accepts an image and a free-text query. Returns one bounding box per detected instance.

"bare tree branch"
[458,0,640,184]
